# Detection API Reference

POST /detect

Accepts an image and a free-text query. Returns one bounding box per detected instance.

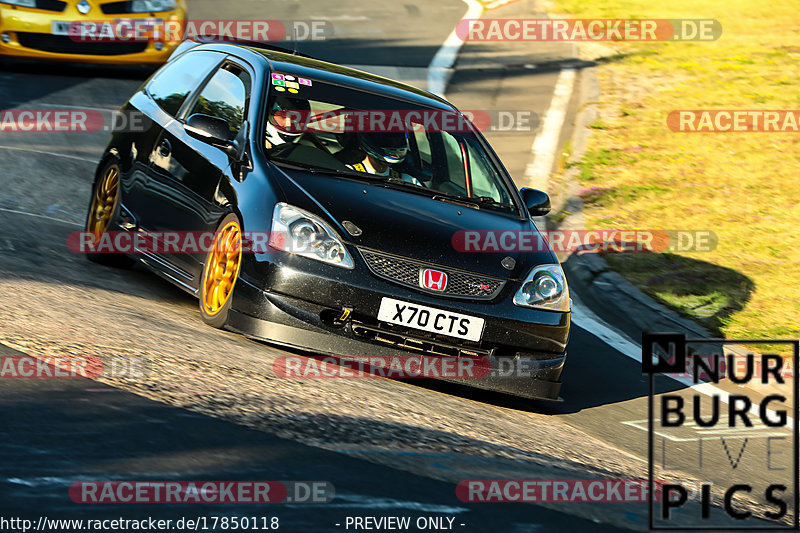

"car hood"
[271,166,557,280]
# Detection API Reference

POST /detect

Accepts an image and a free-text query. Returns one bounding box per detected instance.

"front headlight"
[0,0,36,7]
[129,0,178,12]
[268,203,354,269]
[513,264,570,312]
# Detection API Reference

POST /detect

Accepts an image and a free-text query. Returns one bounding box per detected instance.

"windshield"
[263,74,517,210]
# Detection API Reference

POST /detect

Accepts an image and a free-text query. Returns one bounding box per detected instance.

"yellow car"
[0,0,186,65]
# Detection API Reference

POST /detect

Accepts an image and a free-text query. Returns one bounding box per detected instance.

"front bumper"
[0,5,184,64]
[229,256,569,400]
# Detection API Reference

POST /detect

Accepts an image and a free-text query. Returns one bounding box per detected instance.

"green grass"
[550,0,800,339]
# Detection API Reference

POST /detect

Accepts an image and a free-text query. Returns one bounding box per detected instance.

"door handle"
[158,138,171,157]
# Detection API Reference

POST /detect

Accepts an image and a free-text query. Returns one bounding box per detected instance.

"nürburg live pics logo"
[642,332,799,529]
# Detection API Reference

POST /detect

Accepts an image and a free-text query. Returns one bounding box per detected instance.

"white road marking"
[428,0,484,96]
[522,68,576,191]
[570,294,795,428]
[7,477,80,487]
[0,207,82,226]
[0,144,96,163]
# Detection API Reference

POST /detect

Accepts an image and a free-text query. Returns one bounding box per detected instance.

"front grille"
[35,0,67,12]
[100,0,175,13]
[17,33,148,55]
[100,1,133,14]
[359,248,505,300]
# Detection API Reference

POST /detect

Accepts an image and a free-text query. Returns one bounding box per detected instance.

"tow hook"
[333,306,353,327]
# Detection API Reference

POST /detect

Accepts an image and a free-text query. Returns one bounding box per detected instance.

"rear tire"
[84,159,134,268]
[199,213,243,329]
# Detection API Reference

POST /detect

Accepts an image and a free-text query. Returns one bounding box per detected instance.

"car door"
[112,93,162,229]
[130,49,224,236]
[149,58,253,281]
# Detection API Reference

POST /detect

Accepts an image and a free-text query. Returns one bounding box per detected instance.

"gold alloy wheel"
[87,164,120,244]
[202,221,242,317]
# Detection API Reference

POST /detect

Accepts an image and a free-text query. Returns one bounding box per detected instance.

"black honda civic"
[83,40,571,400]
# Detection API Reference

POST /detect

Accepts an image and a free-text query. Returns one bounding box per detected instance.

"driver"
[348,131,423,186]
[265,95,311,149]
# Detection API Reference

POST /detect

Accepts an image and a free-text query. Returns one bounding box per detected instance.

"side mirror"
[520,188,551,216]
[184,114,238,157]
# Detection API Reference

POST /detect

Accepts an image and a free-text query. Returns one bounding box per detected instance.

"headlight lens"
[0,0,36,7]
[513,264,570,312]
[129,0,178,12]
[269,203,354,269]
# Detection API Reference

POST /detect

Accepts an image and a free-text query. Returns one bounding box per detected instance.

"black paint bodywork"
[93,42,571,400]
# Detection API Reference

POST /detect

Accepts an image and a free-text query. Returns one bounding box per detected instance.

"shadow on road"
[1,57,157,80]
[0,350,627,531]
[598,251,755,338]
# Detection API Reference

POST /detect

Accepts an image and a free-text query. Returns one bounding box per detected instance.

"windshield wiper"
[381,178,512,210]
[271,160,379,180]
[274,161,433,191]
[433,193,514,211]
[382,176,433,193]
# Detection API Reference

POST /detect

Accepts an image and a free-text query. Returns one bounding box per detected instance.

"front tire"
[84,159,133,268]
[199,213,243,328]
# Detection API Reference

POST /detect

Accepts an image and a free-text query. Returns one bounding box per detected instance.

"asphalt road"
[0,0,792,531]
[1,342,625,533]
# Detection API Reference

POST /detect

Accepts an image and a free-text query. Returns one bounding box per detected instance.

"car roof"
[191,42,457,112]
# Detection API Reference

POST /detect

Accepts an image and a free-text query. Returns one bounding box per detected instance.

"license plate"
[51,21,73,36]
[377,297,485,342]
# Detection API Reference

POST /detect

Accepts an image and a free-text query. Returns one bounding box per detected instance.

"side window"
[187,63,251,140]
[146,51,221,117]
[413,125,432,167]
[467,141,505,202]
[440,131,467,192]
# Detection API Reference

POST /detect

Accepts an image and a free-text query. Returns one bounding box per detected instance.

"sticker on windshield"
[272,79,285,86]
[271,73,284,80]
[299,78,312,86]
[274,86,286,92]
